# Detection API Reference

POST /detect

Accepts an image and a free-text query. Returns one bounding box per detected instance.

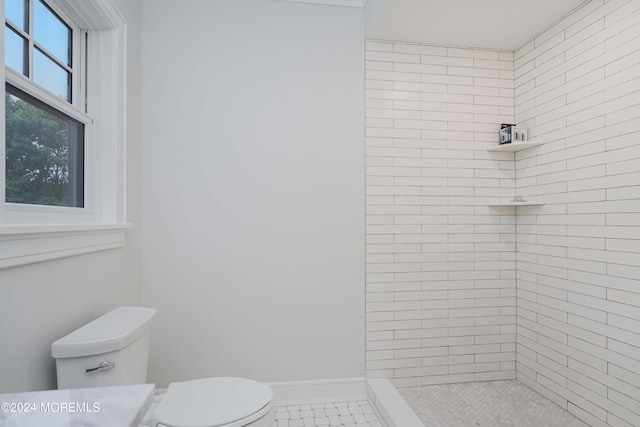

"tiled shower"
[365,41,518,385]
[365,0,640,425]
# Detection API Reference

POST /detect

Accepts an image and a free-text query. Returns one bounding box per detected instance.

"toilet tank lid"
[51,306,157,358]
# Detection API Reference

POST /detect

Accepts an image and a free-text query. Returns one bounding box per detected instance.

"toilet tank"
[51,306,156,390]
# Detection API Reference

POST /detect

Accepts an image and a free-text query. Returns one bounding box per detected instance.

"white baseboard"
[268,377,367,404]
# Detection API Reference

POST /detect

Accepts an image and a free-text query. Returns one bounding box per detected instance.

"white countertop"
[0,383,154,427]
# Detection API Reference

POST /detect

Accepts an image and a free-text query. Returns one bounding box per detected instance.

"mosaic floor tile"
[273,400,383,427]
[399,380,588,427]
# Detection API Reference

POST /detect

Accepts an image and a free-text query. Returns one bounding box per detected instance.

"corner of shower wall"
[364,38,519,387]
[365,1,640,425]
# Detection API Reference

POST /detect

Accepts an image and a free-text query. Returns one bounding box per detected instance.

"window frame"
[5,0,83,105]
[0,0,130,269]
[5,0,91,216]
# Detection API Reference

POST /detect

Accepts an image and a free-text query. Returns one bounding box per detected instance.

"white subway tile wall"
[366,0,640,425]
[514,1,640,426]
[365,40,518,387]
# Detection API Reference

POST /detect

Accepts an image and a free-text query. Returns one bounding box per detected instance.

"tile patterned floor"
[399,380,589,427]
[272,400,383,427]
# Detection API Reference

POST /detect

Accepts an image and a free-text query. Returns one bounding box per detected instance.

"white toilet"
[51,306,274,427]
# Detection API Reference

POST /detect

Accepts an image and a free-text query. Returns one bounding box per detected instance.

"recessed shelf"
[488,202,545,207]
[487,141,544,152]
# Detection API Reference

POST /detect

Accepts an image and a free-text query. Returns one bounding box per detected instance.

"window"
[0,0,130,269]
[6,0,75,101]
[6,84,84,207]
[5,0,86,208]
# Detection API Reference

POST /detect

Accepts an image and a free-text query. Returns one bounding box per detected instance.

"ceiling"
[365,0,589,50]
[282,0,590,51]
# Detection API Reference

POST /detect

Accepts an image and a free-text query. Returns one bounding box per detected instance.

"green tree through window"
[5,87,84,207]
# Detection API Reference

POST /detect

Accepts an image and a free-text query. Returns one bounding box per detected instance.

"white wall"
[364,41,518,386]
[0,0,143,393]
[140,0,365,386]
[514,1,640,426]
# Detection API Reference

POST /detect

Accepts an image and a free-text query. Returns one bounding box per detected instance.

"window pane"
[5,0,26,31]
[33,0,70,66]
[34,48,70,101]
[5,84,84,208]
[5,25,27,75]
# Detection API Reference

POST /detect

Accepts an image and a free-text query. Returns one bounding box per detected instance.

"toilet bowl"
[149,377,274,427]
[51,307,274,427]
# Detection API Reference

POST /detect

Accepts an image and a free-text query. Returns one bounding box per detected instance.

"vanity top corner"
[0,383,155,427]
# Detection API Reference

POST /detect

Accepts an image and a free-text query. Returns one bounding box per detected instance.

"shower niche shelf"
[488,201,545,207]
[487,141,544,152]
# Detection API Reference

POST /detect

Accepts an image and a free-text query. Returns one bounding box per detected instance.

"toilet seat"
[150,377,273,427]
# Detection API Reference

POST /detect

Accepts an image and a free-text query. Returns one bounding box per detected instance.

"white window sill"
[0,223,131,270]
